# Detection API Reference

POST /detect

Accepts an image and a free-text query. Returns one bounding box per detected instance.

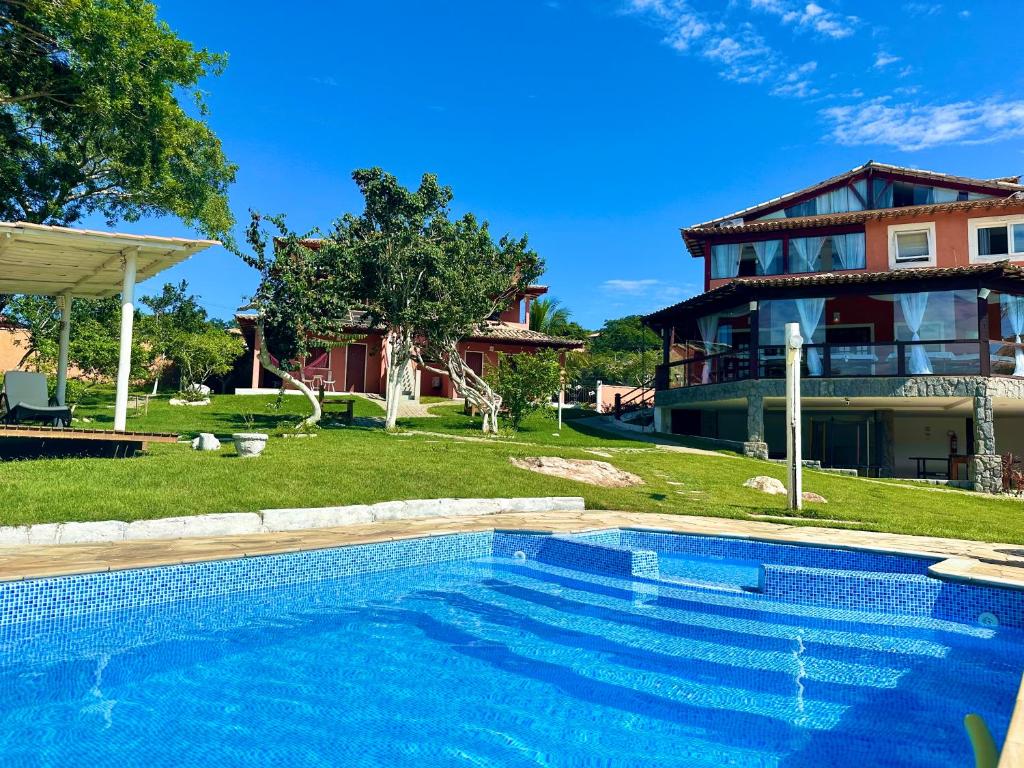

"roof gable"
[691,161,1024,231]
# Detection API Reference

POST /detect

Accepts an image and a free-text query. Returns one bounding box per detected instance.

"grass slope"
[1,393,1021,543]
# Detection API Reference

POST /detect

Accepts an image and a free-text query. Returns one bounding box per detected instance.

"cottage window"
[888,222,936,268]
[969,215,1024,262]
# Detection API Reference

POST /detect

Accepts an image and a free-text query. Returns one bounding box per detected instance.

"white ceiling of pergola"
[0,221,219,299]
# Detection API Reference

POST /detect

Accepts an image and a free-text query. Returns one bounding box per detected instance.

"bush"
[487,350,562,430]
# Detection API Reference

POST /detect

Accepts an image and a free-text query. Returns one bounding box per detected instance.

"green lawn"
[2,392,1022,543]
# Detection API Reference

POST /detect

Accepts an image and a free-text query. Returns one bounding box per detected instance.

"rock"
[743,476,787,495]
[802,491,828,504]
[510,456,643,488]
[185,383,212,396]
[169,397,211,407]
[191,432,221,451]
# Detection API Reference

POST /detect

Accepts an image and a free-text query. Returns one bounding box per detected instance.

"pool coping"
[3,509,1024,765]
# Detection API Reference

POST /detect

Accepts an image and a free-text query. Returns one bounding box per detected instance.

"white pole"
[55,293,73,406]
[558,386,564,431]
[113,248,138,432]
[785,322,803,511]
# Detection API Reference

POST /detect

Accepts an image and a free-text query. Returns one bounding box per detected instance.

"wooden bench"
[320,397,355,425]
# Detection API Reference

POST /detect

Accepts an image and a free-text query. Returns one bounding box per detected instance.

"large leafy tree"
[326,169,453,430]
[327,168,543,430]
[528,297,587,339]
[411,214,543,433]
[239,213,356,427]
[0,0,235,236]
[139,280,208,393]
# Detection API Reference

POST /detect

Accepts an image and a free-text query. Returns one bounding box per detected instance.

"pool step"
[493,532,659,580]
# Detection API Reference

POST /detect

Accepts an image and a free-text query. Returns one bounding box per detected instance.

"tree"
[0,0,235,238]
[589,314,660,354]
[528,297,588,339]
[327,168,545,430]
[238,212,355,427]
[326,169,453,430]
[4,294,153,392]
[411,215,543,433]
[139,280,208,393]
[173,327,244,392]
[487,349,562,431]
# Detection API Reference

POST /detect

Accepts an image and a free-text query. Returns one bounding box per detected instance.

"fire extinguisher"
[948,431,958,456]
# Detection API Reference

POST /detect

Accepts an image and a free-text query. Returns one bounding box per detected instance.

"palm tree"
[529,297,572,335]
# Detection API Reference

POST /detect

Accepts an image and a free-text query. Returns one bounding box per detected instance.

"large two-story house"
[235,284,583,401]
[643,161,1024,492]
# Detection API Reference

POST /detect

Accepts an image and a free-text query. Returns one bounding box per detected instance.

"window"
[969,215,1024,262]
[888,222,936,268]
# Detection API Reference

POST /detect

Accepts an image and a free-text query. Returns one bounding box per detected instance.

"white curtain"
[932,187,959,203]
[795,298,826,376]
[1001,294,1024,377]
[752,240,782,275]
[820,186,863,214]
[831,233,866,270]
[899,292,933,375]
[697,314,720,384]
[711,244,741,279]
[790,236,825,273]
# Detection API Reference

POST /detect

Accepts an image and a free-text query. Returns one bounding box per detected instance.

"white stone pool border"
[0,496,586,547]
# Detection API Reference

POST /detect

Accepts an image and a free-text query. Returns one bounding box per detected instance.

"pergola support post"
[56,293,73,406]
[113,248,138,432]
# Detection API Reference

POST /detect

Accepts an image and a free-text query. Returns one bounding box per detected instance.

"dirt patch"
[510,456,644,488]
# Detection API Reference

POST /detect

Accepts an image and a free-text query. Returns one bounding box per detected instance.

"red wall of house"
[704,207,1024,292]
[419,341,566,399]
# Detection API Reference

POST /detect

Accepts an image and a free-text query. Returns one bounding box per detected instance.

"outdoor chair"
[0,371,73,427]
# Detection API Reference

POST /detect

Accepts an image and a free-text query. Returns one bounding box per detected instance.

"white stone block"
[191,432,222,451]
[27,523,61,546]
[57,521,127,544]
[125,517,188,541]
[0,526,30,546]
[261,505,374,532]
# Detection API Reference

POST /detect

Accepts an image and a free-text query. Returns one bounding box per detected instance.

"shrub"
[487,350,562,431]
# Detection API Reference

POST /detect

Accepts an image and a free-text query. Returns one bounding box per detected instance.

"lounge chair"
[0,371,73,427]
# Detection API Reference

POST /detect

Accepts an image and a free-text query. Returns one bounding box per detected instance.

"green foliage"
[0,0,235,237]
[589,314,660,354]
[139,280,236,390]
[172,326,244,391]
[4,294,152,382]
[529,297,588,339]
[239,213,355,369]
[488,349,562,430]
[565,314,660,386]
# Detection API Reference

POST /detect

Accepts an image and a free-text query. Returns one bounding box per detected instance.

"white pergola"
[0,222,219,431]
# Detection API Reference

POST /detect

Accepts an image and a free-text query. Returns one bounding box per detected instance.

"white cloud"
[821,97,1024,151]
[626,1,813,95]
[753,0,859,39]
[873,51,901,69]
[771,60,819,98]
[902,2,942,16]
[959,9,971,18]
[602,279,661,294]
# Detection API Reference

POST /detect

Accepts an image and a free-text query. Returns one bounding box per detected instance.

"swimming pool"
[0,528,1021,767]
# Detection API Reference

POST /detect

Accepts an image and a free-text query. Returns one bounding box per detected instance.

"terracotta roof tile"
[466,322,585,348]
[682,196,1024,258]
[644,262,1024,324]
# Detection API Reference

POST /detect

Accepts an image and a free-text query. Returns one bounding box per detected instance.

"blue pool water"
[0,530,1022,767]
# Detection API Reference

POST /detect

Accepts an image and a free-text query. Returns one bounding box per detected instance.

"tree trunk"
[384,330,413,430]
[255,318,321,428]
[415,342,501,434]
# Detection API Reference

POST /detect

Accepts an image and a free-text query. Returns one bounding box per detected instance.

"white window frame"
[968,214,1024,263]
[887,221,937,269]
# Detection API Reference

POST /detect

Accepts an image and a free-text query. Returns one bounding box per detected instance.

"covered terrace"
[0,221,218,452]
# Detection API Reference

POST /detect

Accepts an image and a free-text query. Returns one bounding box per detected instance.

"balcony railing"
[657,339,1024,389]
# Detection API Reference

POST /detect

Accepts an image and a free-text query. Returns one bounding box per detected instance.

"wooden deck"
[0,424,179,458]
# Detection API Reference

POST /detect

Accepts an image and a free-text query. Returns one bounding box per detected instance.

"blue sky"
[102,1,1024,328]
